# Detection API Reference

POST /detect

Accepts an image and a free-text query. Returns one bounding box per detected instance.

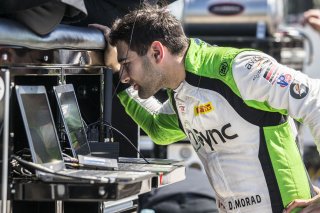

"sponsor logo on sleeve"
[219,62,228,76]
[245,56,265,70]
[290,80,309,99]
[194,102,214,116]
[277,74,292,87]
[263,65,280,84]
[244,57,279,82]
[252,68,263,81]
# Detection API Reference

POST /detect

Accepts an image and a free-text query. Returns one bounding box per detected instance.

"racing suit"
[117,38,318,213]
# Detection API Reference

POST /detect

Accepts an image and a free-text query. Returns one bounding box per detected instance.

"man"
[102,6,320,213]
[280,8,320,213]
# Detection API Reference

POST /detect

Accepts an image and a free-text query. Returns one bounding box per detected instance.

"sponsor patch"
[178,105,186,113]
[177,101,186,114]
[219,62,228,76]
[252,68,263,81]
[277,74,292,87]
[194,38,201,45]
[194,102,214,116]
[245,56,265,70]
[290,80,309,99]
[263,64,276,81]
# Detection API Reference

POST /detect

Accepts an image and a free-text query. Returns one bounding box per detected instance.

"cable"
[11,155,110,183]
[84,118,114,142]
[11,158,34,178]
[87,120,150,164]
[62,153,79,163]
[103,122,150,164]
[0,123,3,137]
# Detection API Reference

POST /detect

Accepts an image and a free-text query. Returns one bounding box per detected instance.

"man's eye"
[123,62,129,68]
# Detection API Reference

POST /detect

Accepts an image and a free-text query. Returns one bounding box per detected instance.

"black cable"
[87,120,150,164]
[0,123,3,137]
[11,155,110,183]
[102,122,150,164]
[11,158,34,178]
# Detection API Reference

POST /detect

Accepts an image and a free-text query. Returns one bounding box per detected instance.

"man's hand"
[303,9,320,32]
[283,186,320,213]
[88,24,121,72]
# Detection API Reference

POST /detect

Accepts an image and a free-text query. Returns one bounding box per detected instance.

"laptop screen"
[19,92,62,164]
[55,85,91,156]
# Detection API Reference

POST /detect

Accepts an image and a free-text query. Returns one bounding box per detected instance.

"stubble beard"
[138,57,164,99]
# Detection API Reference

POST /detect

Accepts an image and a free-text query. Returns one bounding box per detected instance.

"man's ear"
[150,41,164,63]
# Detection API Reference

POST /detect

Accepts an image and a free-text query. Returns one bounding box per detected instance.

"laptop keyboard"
[117,163,175,173]
[56,168,154,183]
[59,169,117,178]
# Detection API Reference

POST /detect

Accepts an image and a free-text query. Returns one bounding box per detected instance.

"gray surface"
[0,18,105,50]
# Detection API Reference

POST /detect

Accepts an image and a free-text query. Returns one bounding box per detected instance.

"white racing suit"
[117,38,319,213]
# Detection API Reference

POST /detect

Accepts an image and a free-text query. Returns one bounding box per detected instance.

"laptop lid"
[15,85,66,172]
[53,84,91,157]
[15,86,154,184]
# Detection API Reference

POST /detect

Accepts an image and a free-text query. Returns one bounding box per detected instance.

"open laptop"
[15,85,154,183]
[53,84,181,173]
[53,84,118,169]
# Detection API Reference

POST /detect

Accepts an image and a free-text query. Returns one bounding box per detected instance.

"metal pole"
[99,68,105,143]
[1,69,10,213]
[103,68,113,142]
[55,200,64,213]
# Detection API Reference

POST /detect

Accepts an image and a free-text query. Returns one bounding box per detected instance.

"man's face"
[116,41,164,99]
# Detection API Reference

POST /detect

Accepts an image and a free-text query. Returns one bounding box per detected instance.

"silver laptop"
[53,84,118,169]
[15,85,154,183]
[53,84,180,174]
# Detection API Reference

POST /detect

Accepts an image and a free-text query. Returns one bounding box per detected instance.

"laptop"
[53,84,181,174]
[53,84,118,169]
[15,85,154,183]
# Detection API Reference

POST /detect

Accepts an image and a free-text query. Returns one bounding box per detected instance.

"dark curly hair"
[109,5,189,56]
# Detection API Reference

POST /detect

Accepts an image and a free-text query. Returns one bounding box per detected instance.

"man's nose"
[120,69,130,84]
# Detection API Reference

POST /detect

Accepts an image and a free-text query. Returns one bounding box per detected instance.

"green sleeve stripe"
[263,121,311,210]
[118,90,186,145]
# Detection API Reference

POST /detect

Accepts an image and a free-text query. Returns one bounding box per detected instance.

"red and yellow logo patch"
[194,102,214,116]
